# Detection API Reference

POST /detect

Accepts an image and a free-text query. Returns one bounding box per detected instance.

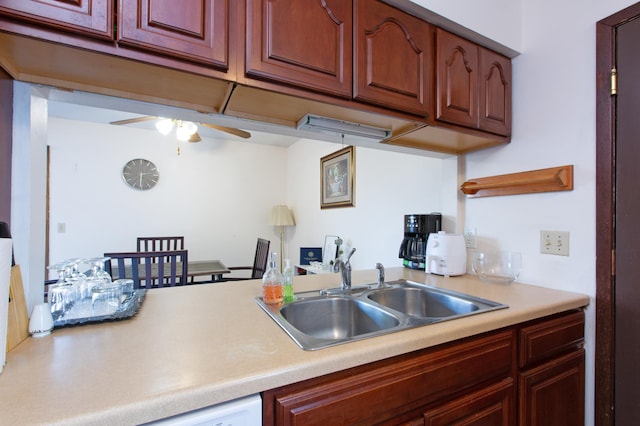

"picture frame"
[320,146,355,209]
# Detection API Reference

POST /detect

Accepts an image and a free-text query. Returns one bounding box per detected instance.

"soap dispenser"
[262,252,283,304]
[283,258,294,303]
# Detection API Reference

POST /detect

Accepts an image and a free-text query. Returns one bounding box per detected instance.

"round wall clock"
[122,158,159,190]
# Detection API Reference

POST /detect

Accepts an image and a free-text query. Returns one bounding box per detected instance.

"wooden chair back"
[251,238,271,279]
[222,238,271,281]
[136,236,185,252]
[104,250,188,289]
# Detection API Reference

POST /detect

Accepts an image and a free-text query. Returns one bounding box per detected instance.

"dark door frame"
[595,3,640,425]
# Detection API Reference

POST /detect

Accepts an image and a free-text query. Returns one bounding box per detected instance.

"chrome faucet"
[376,262,386,288]
[334,248,356,290]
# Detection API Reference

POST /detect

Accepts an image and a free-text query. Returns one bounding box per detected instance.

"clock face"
[122,159,159,190]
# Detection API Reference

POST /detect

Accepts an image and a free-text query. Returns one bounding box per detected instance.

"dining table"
[112,259,230,284]
[186,260,230,283]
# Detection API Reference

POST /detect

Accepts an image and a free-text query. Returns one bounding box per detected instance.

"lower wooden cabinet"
[262,310,584,425]
[518,310,585,426]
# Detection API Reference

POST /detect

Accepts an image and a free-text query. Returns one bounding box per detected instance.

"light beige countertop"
[0,268,590,425]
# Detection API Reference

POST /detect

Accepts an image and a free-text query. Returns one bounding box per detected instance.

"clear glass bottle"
[262,252,283,304]
[283,258,294,303]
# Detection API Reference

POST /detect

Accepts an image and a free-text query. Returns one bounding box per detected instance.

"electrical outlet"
[464,228,477,249]
[540,230,569,256]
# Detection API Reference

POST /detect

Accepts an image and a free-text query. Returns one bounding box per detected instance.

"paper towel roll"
[0,238,12,374]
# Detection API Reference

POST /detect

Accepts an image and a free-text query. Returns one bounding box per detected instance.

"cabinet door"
[0,0,113,39]
[423,379,516,426]
[479,48,511,136]
[353,0,432,117]
[519,349,585,426]
[118,0,230,70]
[436,28,478,128]
[245,0,352,98]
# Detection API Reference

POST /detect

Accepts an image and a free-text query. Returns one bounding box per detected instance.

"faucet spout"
[376,263,385,287]
[335,248,356,290]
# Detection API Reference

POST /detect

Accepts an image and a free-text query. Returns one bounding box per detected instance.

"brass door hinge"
[611,68,618,95]
[612,249,616,276]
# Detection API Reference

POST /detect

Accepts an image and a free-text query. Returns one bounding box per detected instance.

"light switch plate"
[540,230,569,256]
[464,228,477,249]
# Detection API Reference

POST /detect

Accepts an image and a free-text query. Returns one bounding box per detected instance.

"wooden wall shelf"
[461,165,573,198]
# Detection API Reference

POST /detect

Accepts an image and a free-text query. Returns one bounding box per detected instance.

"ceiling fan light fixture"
[176,121,198,141]
[155,118,174,135]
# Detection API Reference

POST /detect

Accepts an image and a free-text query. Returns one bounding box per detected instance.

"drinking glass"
[66,258,87,302]
[91,282,122,316]
[47,262,75,320]
[84,257,112,300]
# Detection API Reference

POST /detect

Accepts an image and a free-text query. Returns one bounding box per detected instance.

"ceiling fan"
[109,116,251,142]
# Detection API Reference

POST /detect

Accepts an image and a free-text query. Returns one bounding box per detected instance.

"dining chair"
[136,236,185,252]
[104,250,188,289]
[221,238,270,281]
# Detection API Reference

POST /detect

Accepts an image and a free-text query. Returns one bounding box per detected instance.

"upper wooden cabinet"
[0,0,513,154]
[245,0,352,98]
[479,47,512,135]
[436,28,511,136]
[118,0,231,70]
[0,0,113,40]
[436,29,478,128]
[353,0,432,117]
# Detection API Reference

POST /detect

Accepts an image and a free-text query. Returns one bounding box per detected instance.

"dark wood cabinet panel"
[436,28,478,128]
[0,0,113,39]
[118,0,230,70]
[479,47,511,136]
[518,349,585,426]
[263,330,514,425]
[245,0,352,98]
[353,0,433,117]
[436,28,512,137]
[423,378,515,426]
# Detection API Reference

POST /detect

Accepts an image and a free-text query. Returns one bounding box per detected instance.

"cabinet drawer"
[264,330,514,425]
[518,310,584,368]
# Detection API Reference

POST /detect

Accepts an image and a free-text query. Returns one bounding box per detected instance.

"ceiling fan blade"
[188,132,202,143]
[200,123,251,139]
[109,116,158,125]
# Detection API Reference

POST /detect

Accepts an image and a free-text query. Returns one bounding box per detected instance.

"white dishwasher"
[149,394,262,426]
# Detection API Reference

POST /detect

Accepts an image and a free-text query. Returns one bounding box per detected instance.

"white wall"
[47,118,288,266]
[411,0,523,51]
[286,139,448,271]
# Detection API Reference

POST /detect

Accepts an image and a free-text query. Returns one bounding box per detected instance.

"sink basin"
[280,296,400,339]
[366,286,481,318]
[255,279,507,350]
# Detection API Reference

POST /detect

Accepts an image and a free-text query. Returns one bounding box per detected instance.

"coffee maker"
[399,213,442,270]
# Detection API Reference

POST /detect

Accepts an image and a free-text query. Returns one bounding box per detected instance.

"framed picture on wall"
[320,146,355,209]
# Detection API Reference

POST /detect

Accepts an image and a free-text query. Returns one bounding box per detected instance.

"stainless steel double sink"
[255,279,508,350]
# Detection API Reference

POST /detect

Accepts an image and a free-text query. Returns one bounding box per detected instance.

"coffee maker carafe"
[399,213,442,270]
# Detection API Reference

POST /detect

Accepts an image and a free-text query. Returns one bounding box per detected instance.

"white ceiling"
[45,88,303,147]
